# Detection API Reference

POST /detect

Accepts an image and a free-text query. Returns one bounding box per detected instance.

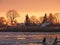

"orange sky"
[0,0,60,23]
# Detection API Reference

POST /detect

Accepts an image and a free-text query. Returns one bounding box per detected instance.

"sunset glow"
[0,0,60,23]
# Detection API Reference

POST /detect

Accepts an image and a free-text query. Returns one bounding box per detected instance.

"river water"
[0,32,60,45]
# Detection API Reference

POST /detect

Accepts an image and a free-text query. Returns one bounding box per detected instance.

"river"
[0,32,60,45]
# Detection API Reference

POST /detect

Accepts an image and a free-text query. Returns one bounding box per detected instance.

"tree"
[30,16,40,25]
[55,13,60,23]
[48,13,57,24]
[6,9,19,26]
[48,13,53,24]
[25,14,30,26]
[39,16,44,24]
[0,17,6,27]
[42,13,48,23]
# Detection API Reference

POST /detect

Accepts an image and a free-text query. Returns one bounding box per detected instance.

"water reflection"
[0,32,60,45]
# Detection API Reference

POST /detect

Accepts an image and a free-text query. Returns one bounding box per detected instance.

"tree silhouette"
[42,13,48,23]
[6,9,19,26]
[39,16,43,24]
[0,17,6,27]
[48,13,53,24]
[30,16,40,25]
[48,13,57,24]
[55,13,60,23]
[25,14,30,26]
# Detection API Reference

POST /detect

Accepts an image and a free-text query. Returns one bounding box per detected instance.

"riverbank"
[0,26,60,32]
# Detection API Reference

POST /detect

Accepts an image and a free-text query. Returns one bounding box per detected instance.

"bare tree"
[39,16,43,24]
[0,17,6,27]
[48,13,53,24]
[55,13,60,23]
[6,9,19,25]
[48,13,57,24]
[30,16,40,25]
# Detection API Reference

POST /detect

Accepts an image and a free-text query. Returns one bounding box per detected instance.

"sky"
[0,0,60,23]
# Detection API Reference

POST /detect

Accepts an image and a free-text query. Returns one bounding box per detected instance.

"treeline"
[0,9,59,27]
[25,13,57,26]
